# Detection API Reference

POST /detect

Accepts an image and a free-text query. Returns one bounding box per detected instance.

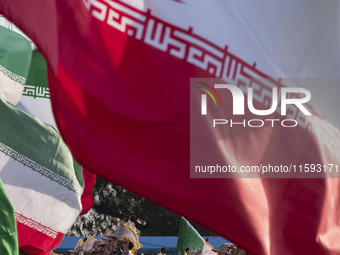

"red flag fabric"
[80,169,96,215]
[1,1,340,255]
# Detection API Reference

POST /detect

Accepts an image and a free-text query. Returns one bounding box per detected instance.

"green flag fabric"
[19,50,55,127]
[25,50,48,89]
[175,218,205,255]
[0,25,31,105]
[0,178,18,255]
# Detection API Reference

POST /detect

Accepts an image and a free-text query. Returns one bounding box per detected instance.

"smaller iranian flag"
[175,218,205,255]
[0,97,85,253]
[0,178,18,255]
[0,26,92,254]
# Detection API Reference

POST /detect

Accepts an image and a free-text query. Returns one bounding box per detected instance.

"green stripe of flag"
[0,178,18,255]
[26,50,48,88]
[23,50,50,99]
[0,25,32,84]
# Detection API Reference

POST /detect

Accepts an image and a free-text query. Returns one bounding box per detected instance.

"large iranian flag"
[1,1,340,254]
